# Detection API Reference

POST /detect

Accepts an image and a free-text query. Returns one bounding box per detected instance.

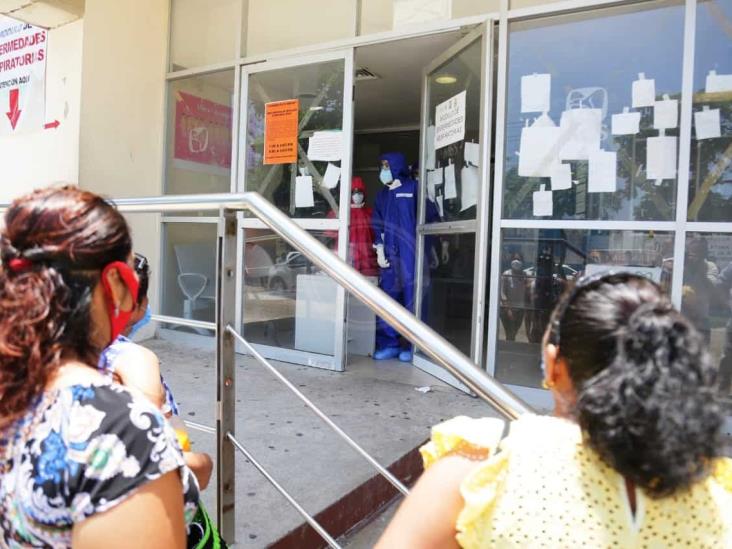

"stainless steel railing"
[2,191,532,544]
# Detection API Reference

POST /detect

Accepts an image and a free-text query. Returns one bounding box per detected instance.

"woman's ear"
[545,344,576,414]
[103,266,135,313]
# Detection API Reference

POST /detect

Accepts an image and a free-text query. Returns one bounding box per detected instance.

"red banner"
[174,91,232,169]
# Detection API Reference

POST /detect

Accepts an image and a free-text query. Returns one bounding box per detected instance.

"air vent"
[355,67,380,81]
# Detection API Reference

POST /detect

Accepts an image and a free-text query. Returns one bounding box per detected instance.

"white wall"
[79,0,169,337]
[0,18,83,203]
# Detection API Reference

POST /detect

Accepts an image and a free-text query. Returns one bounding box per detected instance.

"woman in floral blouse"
[0,186,198,548]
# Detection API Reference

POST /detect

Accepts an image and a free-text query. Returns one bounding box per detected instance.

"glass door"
[414,22,494,389]
[237,50,354,371]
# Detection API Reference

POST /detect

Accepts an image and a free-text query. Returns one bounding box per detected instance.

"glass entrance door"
[414,22,494,389]
[237,50,354,371]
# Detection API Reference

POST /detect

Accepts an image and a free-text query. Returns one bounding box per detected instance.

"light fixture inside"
[435,74,457,85]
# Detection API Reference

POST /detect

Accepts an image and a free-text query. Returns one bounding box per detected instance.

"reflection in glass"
[241,230,336,356]
[424,37,482,223]
[688,0,732,222]
[503,2,684,221]
[494,228,674,388]
[245,60,345,219]
[162,223,218,324]
[418,233,475,357]
[681,233,732,396]
[165,71,235,198]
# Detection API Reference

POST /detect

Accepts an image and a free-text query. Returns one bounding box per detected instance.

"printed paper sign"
[436,195,444,218]
[694,108,721,140]
[588,150,617,193]
[585,263,663,283]
[464,141,480,166]
[322,163,341,189]
[647,135,677,181]
[611,108,641,136]
[550,162,572,191]
[427,168,443,200]
[460,166,479,211]
[632,73,655,108]
[264,99,299,165]
[434,90,466,150]
[295,175,314,208]
[521,73,551,113]
[558,108,602,161]
[653,95,678,130]
[174,91,233,169]
[0,15,47,136]
[533,184,553,217]
[307,130,343,162]
[519,124,561,177]
[705,70,732,93]
[444,163,457,199]
[426,125,436,169]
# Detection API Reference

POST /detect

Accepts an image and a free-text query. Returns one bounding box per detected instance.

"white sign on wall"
[434,90,466,150]
[0,15,47,136]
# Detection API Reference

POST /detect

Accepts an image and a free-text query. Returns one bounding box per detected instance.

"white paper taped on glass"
[588,150,617,193]
[307,131,343,162]
[632,73,656,108]
[612,107,641,136]
[705,70,732,93]
[434,90,466,150]
[295,175,315,208]
[521,73,551,113]
[533,184,553,217]
[518,113,561,178]
[460,166,479,212]
[558,108,602,161]
[444,163,457,200]
[646,135,677,182]
[695,107,721,140]
[653,95,678,131]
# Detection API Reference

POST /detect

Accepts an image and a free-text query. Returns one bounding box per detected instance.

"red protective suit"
[327,177,379,276]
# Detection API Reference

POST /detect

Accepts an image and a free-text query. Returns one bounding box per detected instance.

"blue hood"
[379,152,409,179]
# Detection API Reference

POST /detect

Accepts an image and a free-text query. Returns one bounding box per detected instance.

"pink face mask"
[101,261,139,343]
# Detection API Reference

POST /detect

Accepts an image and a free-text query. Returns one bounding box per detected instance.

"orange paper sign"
[264,99,299,165]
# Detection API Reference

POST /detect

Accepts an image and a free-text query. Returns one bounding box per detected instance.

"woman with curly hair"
[0,187,198,548]
[378,273,732,547]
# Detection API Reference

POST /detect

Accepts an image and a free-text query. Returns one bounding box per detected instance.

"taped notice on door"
[0,15,47,136]
[264,99,299,165]
[434,90,466,150]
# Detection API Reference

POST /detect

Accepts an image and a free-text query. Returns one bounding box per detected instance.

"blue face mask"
[128,304,152,338]
[379,168,393,184]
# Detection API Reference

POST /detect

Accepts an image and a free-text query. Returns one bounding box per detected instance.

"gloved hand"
[430,247,440,269]
[441,241,450,264]
[376,244,390,269]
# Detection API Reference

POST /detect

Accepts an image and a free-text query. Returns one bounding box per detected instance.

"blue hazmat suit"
[372,152,439,351]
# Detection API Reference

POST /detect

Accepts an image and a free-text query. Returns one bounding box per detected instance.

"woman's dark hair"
[547,272,722,498]
[0,186,131,428]
[134,253,150,304]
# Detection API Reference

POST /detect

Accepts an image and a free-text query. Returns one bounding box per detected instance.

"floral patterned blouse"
[0,381,199,547]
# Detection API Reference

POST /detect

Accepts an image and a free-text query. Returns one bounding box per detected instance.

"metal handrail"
[108,192,532,420]
[227,432,342,549]
[227,325,409,496]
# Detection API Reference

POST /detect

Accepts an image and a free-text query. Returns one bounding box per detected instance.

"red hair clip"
[8,258,32,273]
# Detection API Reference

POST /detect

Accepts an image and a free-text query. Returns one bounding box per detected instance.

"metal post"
[216,209,238,542]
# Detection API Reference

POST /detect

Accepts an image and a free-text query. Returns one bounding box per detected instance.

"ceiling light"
[435,74,457,85]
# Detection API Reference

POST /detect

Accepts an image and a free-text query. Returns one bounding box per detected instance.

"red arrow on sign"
[44,120,60,130]
[6,88,21,130]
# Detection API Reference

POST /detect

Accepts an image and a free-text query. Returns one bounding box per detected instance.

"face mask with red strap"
[100,261,139,343]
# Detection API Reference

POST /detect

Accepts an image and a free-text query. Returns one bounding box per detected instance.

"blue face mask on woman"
[379,168,394,184]
[128,304,151,338]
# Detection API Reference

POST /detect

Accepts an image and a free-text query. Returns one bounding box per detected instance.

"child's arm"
[111,344,166,410]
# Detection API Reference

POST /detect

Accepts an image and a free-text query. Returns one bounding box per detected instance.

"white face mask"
[352,192,364,206]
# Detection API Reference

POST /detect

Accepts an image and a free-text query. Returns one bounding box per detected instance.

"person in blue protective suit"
[372,152,440,362]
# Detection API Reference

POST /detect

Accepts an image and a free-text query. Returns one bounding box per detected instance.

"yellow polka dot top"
[420,414,732,548]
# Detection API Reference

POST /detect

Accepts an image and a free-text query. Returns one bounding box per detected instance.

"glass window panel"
[242,229,337,356]
[162,222,218,324]
[681,233,732,396]
[494,228,674,389]
[169,0,240,71]
[245,0,356,56]
[425,37,483,222]
[688,0,732,222]
[359,0,498,35]
[418,232,476,358]
[165,71,234,203]
[502,2,684,221]
[244,60,345,219]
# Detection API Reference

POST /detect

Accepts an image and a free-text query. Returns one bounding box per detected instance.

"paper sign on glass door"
[434,90,466,150]
[521,73,551,113]
[444,163,457,199]
[611,108,641,136]
[295,176,315,208]
[426,125,436,169]
[464,141,480,166]
[705,70,732,93]
[533,184,553,217]
[264,99,299,165]
[518,116,561,177]
[588,150,617,193]
[558,108,602,161]
[550,162,572,191]
[632,73,655,108]
[427,168,443,200]
[308,131,343,162]
[694,107,721,140]
[460,166,479,211]
[322,163,341,189]
[653,95,678,130]
[646,136,677,181]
